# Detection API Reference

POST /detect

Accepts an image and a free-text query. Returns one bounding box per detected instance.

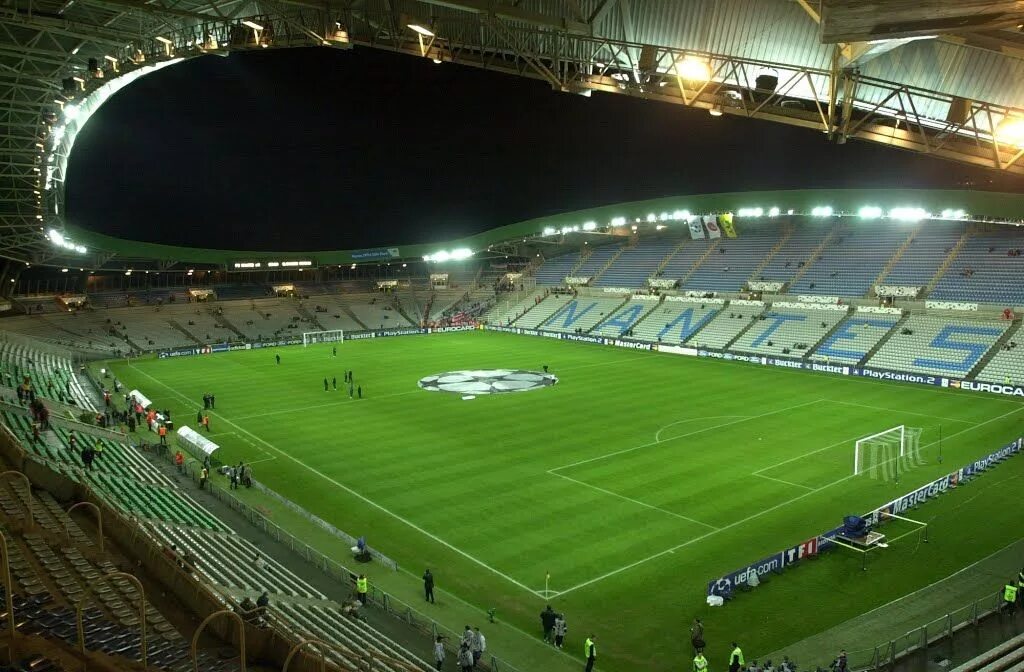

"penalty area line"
[547,470,720,530]
[127,366,550,598]
[550,404,1024,598]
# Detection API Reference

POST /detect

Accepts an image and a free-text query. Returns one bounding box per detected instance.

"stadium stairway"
[976,322,1024,385]
[925,228,973,295]
[857,313,909,366]
[745,223,794,284]
[809,313,900,365]
[631,300,722,344]
[868,226,919,294]
[866,315,1008,377]
[967,319,1021,380]
[166,319,203,345]
[540,296,629,333]
[685,304,763,350]
[513,293,574,329]
[949,632,1024,672]
[591,296,662,337]
[210,308,246,340]
[779,224,839,289]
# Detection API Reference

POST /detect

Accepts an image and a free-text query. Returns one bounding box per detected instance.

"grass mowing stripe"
[547,470,720,529]
[823,399,976,425]
[752,473,816,490]
[127,363,551,597]
[549,398,825,472]
[550,404,1024,598]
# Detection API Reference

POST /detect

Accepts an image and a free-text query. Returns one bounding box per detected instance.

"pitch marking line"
[752,473,815,491]
[207,431,277,463]
[128,366,551,598]
[823,399,975,425]
[655,416,751,443]
[229,356,650,421]
[233,390,420,421]
[751,430,881,475]
[546,404,1024,598]
[548,471,719,530]
[550,399,825,473]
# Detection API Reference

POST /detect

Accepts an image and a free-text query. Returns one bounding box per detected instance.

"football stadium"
[2,2,1024,672]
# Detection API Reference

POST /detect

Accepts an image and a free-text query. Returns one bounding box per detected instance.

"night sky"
[66,47,1022,252]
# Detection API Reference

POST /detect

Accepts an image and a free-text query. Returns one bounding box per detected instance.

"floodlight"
[582,221,597,231]
[74,245,86,253]
[408,24,435,37]
[561,226,573,234]
[941,208,966,219]
[542,226,556,236]
[432,59,442,64]
[737,207,762,217]
[432,251,450,262]
[996,115,1024,147]
[646,213,657,222]
[812,206,833,217]
[450,248,472,260]
[768,207,780,217]
[631,225,638,231]
[708,104,724,117]
[673,210,691,221]
[659,212,669,221]
[889,207,927,221]
[610,216,626,227]
[675,56,710,81]
[48,229,64,245]
[61,268,68,273]
[572,225,579,232]
[858,206,882,219]
[656,225,666,230]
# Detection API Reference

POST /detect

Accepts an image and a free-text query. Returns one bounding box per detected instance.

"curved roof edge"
[66,189,1024,267]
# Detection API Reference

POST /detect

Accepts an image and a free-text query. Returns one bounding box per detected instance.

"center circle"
[418,369,558,395]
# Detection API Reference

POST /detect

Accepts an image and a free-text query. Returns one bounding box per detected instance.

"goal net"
[854,425,924,480]
[302,330,344,347]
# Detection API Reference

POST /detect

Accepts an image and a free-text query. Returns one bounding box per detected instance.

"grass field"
[104,330,1024,671]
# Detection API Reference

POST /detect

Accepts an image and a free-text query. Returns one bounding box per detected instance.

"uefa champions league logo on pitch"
[418,369,557,395]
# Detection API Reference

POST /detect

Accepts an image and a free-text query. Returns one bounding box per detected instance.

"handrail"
[191,610,246,672]
[109,571,147,670]
[0,530,15,665]
[67,501,103,553]
[0,470,33,530]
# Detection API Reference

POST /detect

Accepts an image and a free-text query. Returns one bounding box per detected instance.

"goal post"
[302,329,345,347]
[854,425,924,480]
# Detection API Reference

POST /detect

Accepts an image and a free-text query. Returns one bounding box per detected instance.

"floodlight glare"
[996,115,1024,147]
[768,207,780,217]
[646,213,657,223]
[63,105,79,120]
[812,206,833,217]
[737,207,763,217]
[408,24,435,37]
[610,216,626,227]
[941,208,966,219]
[48,229,64,245]
[432,251,450,262]
[673,210,691,221]
[889,207,927,221]
[582,221,597,231]
[659,212,669,221]
[675,56,711,81]
[858,206,883,219]
[542,226,556,236]
[561,226,573,234]
[449,248,472,260]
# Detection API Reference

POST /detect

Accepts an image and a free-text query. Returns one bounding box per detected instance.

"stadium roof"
[49,188,1024,270]
[3,0,1024,267]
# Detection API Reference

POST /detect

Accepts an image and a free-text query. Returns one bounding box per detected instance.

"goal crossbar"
[302,329,345,347]
[854,425,907,476]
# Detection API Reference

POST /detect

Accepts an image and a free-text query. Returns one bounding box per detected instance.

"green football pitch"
[104,330,1024,671]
